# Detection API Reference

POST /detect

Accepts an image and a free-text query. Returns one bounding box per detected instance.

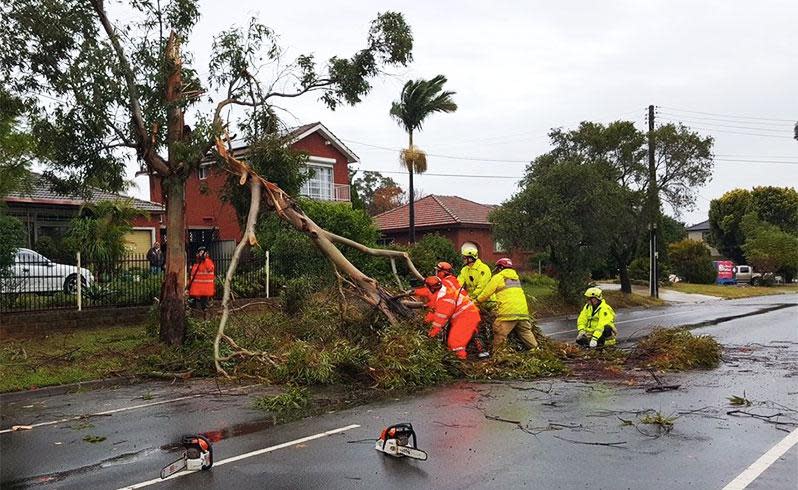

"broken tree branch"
[552,435,627,447]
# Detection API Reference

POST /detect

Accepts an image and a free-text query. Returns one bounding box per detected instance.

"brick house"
[148,122,359,254]
[3,173,164,255]
[686,219,720,256]
[373,195,531,269]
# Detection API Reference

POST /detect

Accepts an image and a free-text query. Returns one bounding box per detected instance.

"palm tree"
[390,75,457,242]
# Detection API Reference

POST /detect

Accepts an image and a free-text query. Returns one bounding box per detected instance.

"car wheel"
[750,277,759,286]
[63,274,87,295]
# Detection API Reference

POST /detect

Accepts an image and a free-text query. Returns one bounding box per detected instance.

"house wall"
[687,230,720,256]
[148,130,352,242]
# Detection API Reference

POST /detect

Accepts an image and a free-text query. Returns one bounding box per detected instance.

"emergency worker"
[435,261,461,291]
[188,247,215,310]
[423,276,480,359]
[476,258,539,350]
[457,248,491,299]
[576,287,617,348]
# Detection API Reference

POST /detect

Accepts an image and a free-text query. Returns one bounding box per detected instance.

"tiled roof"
[686,219,710,232]
[223,122,359,163]
[374,195,496,231]
[4,173,164,213]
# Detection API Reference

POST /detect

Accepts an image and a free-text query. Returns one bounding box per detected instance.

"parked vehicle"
[1,248,94,294]
[732,265,784,286]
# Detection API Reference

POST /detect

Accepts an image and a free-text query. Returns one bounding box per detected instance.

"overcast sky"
[125,0,798,226]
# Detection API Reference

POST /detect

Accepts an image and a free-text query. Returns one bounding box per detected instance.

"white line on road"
[545,309,700,336]
[0,386,261,434]
[721,427,798,490]
[116,424,361,489]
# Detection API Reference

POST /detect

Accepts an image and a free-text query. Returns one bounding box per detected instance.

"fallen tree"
[213,135,424,376]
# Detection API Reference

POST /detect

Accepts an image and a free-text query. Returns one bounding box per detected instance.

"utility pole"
[647,105,659,298]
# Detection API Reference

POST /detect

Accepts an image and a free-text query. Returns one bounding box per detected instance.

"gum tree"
[1,0,417,345]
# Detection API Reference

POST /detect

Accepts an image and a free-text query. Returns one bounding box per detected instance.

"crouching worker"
[476,258,539,351]
[576,287,617,348]
[423,276,480,359]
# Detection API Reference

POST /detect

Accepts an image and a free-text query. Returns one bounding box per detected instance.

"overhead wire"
[657,106,795,123]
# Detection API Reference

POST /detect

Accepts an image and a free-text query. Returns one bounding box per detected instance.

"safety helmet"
[462,247,479,260]
[495,258,513,270]
[435,261,453,274]
[424,276,442,290]
[584,287,603,299]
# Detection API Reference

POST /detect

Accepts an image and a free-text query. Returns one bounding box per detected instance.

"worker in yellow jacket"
[458,247,492,300]
[476,258,538,350]
[576,287,617,348]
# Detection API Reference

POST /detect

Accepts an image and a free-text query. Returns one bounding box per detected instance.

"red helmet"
[435,261,453,274]
[424,276,442,290]
[495,258,513,269]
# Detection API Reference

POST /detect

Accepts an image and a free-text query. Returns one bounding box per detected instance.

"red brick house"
[148,122,359,252]
[374,195,531,269]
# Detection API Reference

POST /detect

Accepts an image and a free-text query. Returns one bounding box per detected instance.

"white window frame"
[301,157,336,200]
[198,164,209,180]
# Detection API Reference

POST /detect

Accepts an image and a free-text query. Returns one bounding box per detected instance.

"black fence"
[0,250,268,313]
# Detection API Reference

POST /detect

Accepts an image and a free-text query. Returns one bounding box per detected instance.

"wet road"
[1,294,796,489]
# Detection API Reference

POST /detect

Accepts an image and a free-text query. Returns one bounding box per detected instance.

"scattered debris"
[484,414,522,425]
[11,425,32,431]
[82,435,107,443]
[640,411,677,433]
[552,435,626,447]
[728,394,753,407]
[645,385,681,393]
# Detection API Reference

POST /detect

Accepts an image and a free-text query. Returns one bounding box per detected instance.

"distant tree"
[407,233,462,276]
[545,121,712,293]
[709,187,798,263]
[351,170,405,215]
[492,155,621,303]
[2,0,413,345]
[0,213,25,271]
[0,87,34,198]
[390,75,457,242]
[668,239,716,284]
[741,213,798,283]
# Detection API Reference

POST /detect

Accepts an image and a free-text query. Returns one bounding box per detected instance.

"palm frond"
[400,145,427,174]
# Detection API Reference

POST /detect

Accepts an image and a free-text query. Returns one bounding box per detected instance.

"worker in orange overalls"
[188,247,215,311]
[435,261,462,291]
[422,276,480,359]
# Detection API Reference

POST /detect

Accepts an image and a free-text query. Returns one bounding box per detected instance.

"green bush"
[520,273,557,289]
[0,213,24,270]
[668,239,716,283]
[408,233,462,276]
[252,386,311,416]
[281,276,313,315]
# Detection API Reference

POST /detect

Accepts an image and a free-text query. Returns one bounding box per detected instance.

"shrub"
[408,233,462,275]
[520,273,557,289]
[0,213,24,270]
[282,277,313,315]
[668,239,716,283]
[253,386,311,417]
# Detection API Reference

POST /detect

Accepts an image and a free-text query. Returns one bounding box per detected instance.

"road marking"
[116,424,361,489]
[721,427,798,490]
[544,309,699,336]
[0,385,261,434]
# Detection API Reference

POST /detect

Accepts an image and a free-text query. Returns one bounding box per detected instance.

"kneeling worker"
[576,287,617,348]
[423,276,480,359]
[476,258,538,350]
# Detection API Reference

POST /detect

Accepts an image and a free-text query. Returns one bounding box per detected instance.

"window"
[300,164,334,200]
[494,239,507,253]
[198,165,209,180]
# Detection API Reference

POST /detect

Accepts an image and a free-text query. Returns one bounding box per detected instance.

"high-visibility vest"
[189,257,215,297]
[428,285,480,336]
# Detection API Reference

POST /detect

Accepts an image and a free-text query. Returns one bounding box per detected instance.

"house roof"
[374,195,496,231]
[4,173,164,213]
[222,122,359,163]
[686,219,710,232]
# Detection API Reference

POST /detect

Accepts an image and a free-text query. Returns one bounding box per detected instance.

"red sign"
[715,260,734,282]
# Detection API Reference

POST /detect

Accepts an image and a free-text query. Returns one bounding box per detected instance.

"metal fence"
[0,249,269,313]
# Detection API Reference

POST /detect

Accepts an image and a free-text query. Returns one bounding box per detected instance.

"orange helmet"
[435,261,453,275]
[424,276,442,291]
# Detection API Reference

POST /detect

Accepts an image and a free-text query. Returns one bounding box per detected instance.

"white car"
[1,248,94,294]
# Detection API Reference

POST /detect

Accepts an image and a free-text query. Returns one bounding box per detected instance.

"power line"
[714,159,798,165]
[342,139,531,163]
[656,123,794,139]
[658,117,791,134]
[658,106,795,123]
[658,112,791,129]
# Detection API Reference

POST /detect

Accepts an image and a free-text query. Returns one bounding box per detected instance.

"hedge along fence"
[0,249,270,313]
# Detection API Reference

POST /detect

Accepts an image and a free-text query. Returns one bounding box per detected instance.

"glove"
[576,331,586,341]
[589,338,598,349]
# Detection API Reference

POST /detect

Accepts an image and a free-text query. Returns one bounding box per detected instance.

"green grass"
[668,283,798,299]
[0,322,215,393]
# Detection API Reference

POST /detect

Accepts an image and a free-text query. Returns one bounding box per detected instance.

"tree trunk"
[408,131,415,243]
[158,32,188,346]
[619,263,632,294]
[160,176,187,345]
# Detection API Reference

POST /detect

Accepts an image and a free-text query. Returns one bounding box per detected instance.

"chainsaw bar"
[160,456,187,479]
[396,445,428,460]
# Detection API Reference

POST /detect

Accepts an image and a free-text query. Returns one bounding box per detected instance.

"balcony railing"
[300,183,350,202]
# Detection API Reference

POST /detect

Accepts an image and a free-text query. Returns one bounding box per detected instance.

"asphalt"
[1,294,796,489]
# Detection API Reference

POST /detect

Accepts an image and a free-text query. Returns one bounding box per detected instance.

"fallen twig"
[552,435,626,447]
[484,414,522,424]
[645,385,681,393]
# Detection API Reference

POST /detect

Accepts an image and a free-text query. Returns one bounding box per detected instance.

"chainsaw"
[375,423,428,461]
[160,435,213,479]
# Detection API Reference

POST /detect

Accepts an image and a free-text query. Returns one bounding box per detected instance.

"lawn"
[0,324,212,393]
[668,283,798,299]
[523,281,663,318]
